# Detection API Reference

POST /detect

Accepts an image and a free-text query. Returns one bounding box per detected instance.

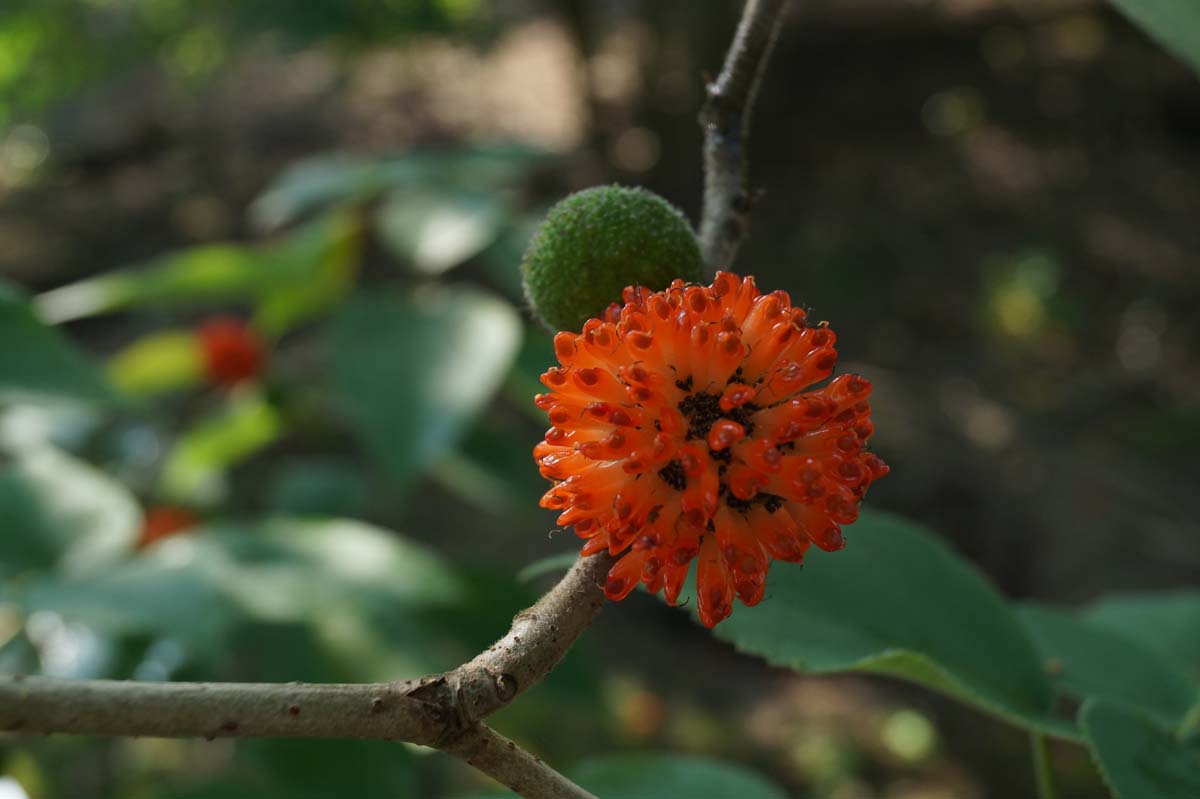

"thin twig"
[443,725,600,799]
[698,0,791,274]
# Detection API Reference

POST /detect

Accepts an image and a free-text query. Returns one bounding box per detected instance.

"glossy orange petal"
[534,272,887,627]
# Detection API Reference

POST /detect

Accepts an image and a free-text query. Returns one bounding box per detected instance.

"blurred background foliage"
[0,0,1199,797]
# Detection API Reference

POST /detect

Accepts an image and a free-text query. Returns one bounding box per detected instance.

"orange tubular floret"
[532,272,888,628]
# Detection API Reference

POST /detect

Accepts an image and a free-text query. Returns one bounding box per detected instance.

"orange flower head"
[534,272,889,628]
[198,317,265,387]
[138,506,198,549]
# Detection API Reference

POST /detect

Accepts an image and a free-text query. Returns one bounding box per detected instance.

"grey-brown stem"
[444,725,600,799]
[0,553,612,797]
[0,6,787,799]
[698,0,791,274]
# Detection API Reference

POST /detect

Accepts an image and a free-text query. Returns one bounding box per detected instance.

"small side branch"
[450,552,612,725]
[444,725,600,799]
[698,0,791,274]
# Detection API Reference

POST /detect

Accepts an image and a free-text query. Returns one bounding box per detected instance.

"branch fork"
[0,1,792,796]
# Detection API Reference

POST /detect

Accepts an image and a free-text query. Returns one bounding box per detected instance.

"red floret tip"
[533,272,888,627]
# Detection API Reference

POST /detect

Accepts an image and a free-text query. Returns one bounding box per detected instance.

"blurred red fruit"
[198,317,265,387]
[138,506,198,549]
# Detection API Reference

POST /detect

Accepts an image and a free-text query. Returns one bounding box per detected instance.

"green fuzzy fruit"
[521,185,704,332]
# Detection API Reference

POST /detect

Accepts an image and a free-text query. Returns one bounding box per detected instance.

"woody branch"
[0,2,791,798]
[699,0,791,274]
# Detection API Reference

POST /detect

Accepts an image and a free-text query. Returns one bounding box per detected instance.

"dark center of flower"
[656,389,785,514]
[678,391,758,441]
[656,459,688,491]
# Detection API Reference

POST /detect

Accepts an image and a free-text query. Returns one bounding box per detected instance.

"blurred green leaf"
[107,330,204,396]
[0,446,138,578]
[479,216,539,302]
[1082,699,1200,799]
[15,517,469,678]
[462,753,788,799]
[703,510,1064,737]
[1109,0,1200,76]
[429,450,518,515]
[0,284,118,406]
[327,286,521,487]
[176,739,419,799]
[264,458,370,518]
[517,552,579,583]
[1018,604,1197,725]
[375,189,505,274]
[448,416,548,511]
[19,540,235,653]
[254,212,362,336]
[250,145,547,231]
[1085,593,1200,683]
[160,390,284,505]
[34,213,359,326]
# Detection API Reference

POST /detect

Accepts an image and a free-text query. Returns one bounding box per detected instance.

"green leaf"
[0,446,138,577]
[1109,0,1200,77]
[34,214,358,326]
[461,753,788,799]
[1018,604,1197,725]
[159,389,284,505]
[171,739,418,799]
[0,284,118,405]
[375,189,505,274]
[327,287,521,487]
[106,330,203,396]
[253,211,361,336]
[250,145,547,231]
[1082,699,1200,799]
[1085,593,1200,683]
[705,510,1063,737]
[516,552,580,583]
[15,517,473,678]
[263,458,370,517]
[19,538,235,650]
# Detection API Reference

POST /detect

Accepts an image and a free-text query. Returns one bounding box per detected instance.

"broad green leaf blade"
[172,739,418,799]
[1085,593,1200,683]
[374,189,505,274]
[253,211,361,336]
[159,389,284,504]
[264,459,369,517]
[327,287,521,486]
[15,517,470,678]
[461,753,788,799]
[106,330,203,396]
[0,284,117,405]
[250,145,547,231]
[0,446,138,577]
[34,214,356,325]
[18,538,236,650]
[1018,604,1197,725]
[1109,0,1200,77]
[517,552,580,583]
[1082,699,1200,799]
[707,510,1062,737]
